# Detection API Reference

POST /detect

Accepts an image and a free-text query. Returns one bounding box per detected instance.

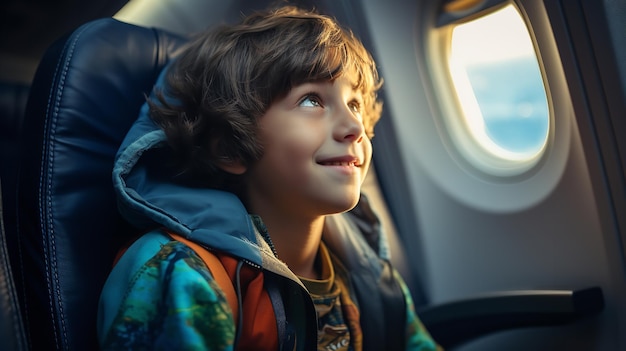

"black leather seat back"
[16,18,186,350]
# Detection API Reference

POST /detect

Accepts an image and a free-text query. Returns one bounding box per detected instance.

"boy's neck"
[255,210,325,280]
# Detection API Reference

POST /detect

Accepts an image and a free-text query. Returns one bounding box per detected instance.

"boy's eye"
[299,95,321,108]
[348,100,362,114]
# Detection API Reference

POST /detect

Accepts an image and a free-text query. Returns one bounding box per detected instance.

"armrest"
[417,287,604,349]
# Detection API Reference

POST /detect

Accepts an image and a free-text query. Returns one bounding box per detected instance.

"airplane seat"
[15,18,187,350]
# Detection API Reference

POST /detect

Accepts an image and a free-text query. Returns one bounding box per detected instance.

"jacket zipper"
[250,215,279,258]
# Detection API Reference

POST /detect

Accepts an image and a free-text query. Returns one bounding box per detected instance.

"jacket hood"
[113,64,392,269]
[112,66,263,265]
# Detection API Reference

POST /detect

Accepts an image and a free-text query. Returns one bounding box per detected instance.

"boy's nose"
[334,106,365,143]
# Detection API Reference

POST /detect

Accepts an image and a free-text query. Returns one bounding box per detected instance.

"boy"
[98,5,439,351]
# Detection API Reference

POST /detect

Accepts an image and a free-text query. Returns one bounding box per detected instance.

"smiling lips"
[317,156,362,167]
[322,161,360,166]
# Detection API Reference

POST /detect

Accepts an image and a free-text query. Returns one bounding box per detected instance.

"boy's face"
[245,76,372,217]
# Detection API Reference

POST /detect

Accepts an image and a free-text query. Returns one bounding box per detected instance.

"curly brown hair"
[149,5,383,187]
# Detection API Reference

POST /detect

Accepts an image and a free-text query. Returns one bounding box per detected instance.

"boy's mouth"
[317,156,362,167]
[319,161,360,167]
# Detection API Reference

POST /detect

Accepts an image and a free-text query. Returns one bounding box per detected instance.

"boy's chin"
[323,195,362,215]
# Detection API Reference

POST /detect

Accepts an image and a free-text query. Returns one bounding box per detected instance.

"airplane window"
[446,4,549,175]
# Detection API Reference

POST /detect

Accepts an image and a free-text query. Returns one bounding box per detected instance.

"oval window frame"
[430,3,553,178]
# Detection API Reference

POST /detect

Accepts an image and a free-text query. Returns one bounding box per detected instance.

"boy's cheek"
[360,140,373,184]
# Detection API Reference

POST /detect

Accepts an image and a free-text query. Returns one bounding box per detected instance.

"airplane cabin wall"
[360,0,625,349]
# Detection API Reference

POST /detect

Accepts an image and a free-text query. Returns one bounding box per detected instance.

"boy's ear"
[215,157,247,175]
[211,139,247,175]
